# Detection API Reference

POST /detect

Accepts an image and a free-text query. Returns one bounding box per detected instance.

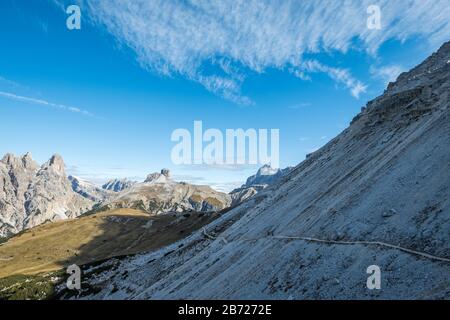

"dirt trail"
[202,227,450,264]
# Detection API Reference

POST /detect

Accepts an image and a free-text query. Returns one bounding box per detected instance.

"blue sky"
[0,0,449,191]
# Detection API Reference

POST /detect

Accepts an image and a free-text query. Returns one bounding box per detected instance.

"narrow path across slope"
[270,236,450,263]
[202,228,450,264]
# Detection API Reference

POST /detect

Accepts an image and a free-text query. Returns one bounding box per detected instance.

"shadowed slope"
[0,208,220,278]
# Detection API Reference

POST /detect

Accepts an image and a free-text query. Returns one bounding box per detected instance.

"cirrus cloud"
[58,0,450,104]
[0,90,94,117]
[370,64,405,85]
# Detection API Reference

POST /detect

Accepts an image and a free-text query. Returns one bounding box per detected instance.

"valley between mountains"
[0,153,283,299]
[1,41,450,300]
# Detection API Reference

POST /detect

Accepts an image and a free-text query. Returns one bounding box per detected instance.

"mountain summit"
[0,154,94,236]
[102,178,136,192]
[98,169,231,214]
[230,164,292,205]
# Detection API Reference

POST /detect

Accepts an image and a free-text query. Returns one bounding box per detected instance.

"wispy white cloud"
[50,0,66,11]
[370,64,405,85]
[294,60,367,98]
[63,0,449,103]
[0,90,94,117]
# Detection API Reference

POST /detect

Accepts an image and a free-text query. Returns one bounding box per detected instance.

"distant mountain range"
[102,178,137,192]
[1,154,263,237]
[68,175,115,203]
[93,169,232,214]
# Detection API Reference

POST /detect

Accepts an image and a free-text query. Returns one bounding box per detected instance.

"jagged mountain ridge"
[0,158,233,236]
[70,41,450,300]
[0,157,288,238]
[242,164,292,188]
[230,164,292,205]
[102,178,136,192]
[69,175,115,203]
[0,154,95,237]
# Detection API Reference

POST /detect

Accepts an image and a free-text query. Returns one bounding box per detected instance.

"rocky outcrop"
[0,154,95,236]
[102,178,136,192]
[242,164,292,188]
[144,169,171,184]
[230,164,292,205]
[0,153,39,236]
[73,41,450,300]
[69,175,115,203]
[99,169,231,214]
[229,186,260,206]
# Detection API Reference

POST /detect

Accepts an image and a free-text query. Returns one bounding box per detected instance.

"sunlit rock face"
[0,153,95,236]
[98,169,232,215]
[230,164,293,205]
[102,178,137,192]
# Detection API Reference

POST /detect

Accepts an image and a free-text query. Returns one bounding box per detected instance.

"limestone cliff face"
[0,154,94,236]
[69,175,115,203]
[230,164,292,205]
[0,153,39,236]
[102,178,136,192]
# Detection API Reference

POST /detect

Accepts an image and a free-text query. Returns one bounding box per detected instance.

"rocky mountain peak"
[256,164,279,176]
[388,40,450,93]
[230,164,293,205]
[21,152,38,170]
[49,154,64,166]
[102,178,137,192]
[161,168,171,178]
[0,152,95,236]
[1,153,15,165]
[42,154,65,175]
[68,175,114,203]
[22,152,32,162]
[244,165,292,188]
[100,174,231,215]
[365,41,450,113]
[144,169,172,184]
[0,152,38,172]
